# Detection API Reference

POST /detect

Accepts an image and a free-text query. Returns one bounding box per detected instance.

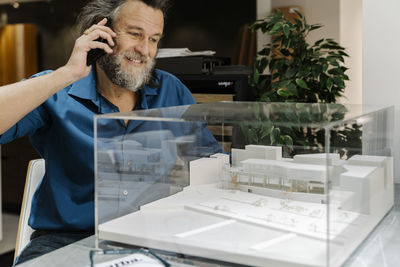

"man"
[0,0,198,264]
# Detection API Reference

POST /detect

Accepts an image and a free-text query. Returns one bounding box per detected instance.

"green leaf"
[297,68,311,78]
[271,81,280,89]
[330,60,340,67]
[270,127,281,144]
[294,18,303,28]
[333,77,345,87]
[247,129,258,144]
[259,77,269,89]
[261,124,274,139]
[270,22,283,33]
[253,103,260,120]
[258,58,269,72]
[327,55,345,63]
[279,79,292,87]
[275,9,284,16]
[327,78,333,91]
[301,51,306,61]
[338,51,349,57]
[258,47,271,56]
[260,92,271,102]
[253,69,260,84]
[327,39,339,45]
[309,24,323,31]
[283,24,290,38]
[285,108,298,122]
[277,88,291,97]
[328,67,345,75]
[341,66,349,72]
[314,38,324,46]
[283,135,294,148]
[296,78,309,89]
[286,82,298,96]
[285,68,297,79]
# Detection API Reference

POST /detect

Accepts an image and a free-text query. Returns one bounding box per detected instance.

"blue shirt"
[0,68,197,231]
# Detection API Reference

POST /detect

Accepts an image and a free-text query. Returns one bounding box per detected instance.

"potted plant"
[249,9,349,103]
[236,9,361,158]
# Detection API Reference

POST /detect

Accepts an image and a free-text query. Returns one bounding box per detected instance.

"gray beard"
[98,52,155,92]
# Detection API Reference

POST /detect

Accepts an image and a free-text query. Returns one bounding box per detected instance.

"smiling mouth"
[125,55,144,64]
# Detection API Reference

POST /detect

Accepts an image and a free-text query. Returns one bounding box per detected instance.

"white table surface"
[18,184,400,267]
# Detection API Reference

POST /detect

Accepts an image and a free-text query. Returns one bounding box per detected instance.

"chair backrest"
[14,159,45,261]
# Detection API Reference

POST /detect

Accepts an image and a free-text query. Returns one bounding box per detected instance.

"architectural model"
[98,145,393,267]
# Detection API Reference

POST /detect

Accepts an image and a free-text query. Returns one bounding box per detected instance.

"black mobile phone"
[86,18,113,66]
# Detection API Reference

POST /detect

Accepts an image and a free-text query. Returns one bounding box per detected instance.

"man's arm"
[0,68,79,134]
[0,18,115,135]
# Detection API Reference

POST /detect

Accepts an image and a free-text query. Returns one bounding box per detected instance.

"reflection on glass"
[95,102,394,267]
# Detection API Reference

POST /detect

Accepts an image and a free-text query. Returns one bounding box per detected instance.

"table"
[18,184,400,267]
[343,183,400,267]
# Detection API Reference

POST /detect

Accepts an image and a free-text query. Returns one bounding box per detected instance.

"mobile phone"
[86,18,113,66]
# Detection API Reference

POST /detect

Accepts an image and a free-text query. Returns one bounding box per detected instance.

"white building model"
[99,145,393,267]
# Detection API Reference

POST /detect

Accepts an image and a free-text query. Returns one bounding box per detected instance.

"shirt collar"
[139,84,159,110]
[137,70,161,109]
[67,68,99,102]
[142,84,159,96]
[67,68,161,111]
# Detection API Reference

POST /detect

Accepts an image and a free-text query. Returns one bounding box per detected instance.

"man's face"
[98,0,164,91]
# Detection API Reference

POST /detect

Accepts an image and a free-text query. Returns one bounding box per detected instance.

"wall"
[256,0,271,53]
[363,0,400,182]
[271,0,339,45]
[339,0,362,105]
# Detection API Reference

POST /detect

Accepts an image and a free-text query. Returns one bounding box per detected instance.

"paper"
[156,48,216,58]
[89,253,165,267]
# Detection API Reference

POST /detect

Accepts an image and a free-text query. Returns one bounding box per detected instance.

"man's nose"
[135,38,150,57]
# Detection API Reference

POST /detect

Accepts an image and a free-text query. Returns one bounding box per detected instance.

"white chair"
[14,159,45,261]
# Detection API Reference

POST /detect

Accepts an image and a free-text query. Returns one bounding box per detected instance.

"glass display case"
[94,102,394,267]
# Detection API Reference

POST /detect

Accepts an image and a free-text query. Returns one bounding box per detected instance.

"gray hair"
[76,0,171,34]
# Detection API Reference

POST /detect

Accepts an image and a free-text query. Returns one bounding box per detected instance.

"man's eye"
[130,32,141,38]
[150,38,160,44]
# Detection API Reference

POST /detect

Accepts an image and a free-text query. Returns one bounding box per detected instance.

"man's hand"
[0,18,117,135]
[64,18,116,81]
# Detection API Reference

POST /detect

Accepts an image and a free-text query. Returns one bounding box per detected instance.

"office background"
[0,0,399,265]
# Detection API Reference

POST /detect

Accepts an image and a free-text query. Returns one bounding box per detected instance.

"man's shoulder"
[153,68,189,93]
[148,69,195,106]
[154,69,192,94]
[154,69,183,84]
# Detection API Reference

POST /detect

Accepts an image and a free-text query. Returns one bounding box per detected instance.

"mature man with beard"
[0,0,200,264]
